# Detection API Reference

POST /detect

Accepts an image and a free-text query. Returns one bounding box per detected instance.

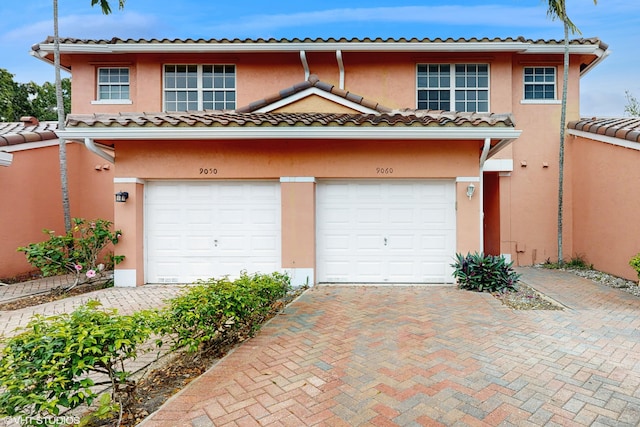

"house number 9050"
[376,167,393,174]
[199,168,218,175]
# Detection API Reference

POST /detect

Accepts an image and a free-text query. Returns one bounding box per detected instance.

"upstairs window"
[523,67,556,100]
[97,68,130,100]
[164,64,236,112]
[417,64,489,112]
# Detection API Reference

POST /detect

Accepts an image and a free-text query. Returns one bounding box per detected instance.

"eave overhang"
[57,126,522,142]
[35,41,537,54]
[30,37,608,77]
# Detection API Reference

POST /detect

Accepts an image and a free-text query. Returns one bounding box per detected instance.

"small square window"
[97,68,130,100]
[523,67,556,100]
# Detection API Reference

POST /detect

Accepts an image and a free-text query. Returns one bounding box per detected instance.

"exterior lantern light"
[115,191,129,203]
[466,183,475,200]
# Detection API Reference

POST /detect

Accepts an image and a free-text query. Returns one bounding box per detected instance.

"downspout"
[299,50,310,81]
[479,138,491,252]
[84,137,114,163]
[336,50,345,89]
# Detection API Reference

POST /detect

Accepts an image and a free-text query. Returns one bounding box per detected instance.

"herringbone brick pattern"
[142,268,640,426]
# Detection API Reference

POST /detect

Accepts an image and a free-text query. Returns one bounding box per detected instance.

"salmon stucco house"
[29,36,609,287]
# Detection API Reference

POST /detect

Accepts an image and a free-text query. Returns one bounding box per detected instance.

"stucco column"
[456,177,481,254]
[113,178,145,287]
[280,177,316,287]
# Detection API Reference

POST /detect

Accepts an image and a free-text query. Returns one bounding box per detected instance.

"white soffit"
[34,41,604,56]
[59,127,522,141]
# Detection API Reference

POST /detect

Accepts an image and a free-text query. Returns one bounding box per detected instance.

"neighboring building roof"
[568,117,640,144]
[0,117,58,147]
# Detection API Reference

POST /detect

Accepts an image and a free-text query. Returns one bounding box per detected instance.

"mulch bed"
[492,283,564,310]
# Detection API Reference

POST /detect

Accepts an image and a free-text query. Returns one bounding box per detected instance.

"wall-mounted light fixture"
[115,191,129,203]
[466,183,476,200]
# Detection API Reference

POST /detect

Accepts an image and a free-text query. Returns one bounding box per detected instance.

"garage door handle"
[384,237,387,246]
[214,239,218,247]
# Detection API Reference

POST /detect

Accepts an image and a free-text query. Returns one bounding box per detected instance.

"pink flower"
[74,264,83,272]
[86,270,97,279]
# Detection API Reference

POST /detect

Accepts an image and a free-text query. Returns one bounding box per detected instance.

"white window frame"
[163,64,236,112]
[521,66,560,105]
[417,63,490,113]
[92,67,132,105]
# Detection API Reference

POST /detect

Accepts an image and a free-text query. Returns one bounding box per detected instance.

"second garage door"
[316,180,456,284]
[145,181,281,284]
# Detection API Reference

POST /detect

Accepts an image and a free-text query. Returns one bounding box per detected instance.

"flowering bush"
[18,218,124,288]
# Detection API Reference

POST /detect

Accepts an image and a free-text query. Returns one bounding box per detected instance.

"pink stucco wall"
[59,45,603,283]
[570,136,640,281]
[0,142,114,280]
[494,55,583,266]
[109,138,483,285]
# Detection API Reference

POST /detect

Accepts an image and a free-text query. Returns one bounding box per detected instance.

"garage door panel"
[149,208,182,226]
[323,234,350,250]
[185,235,212,252]
[355,183,383,199]
[389,208,414,224]
[218,209,245,225]
[317,180,455,283]
[358,208,383,224]
[185,210,212,225]
[386,234,415,249]
[186,185,213,198]
[324,209,350,225]
[388,262,417,281]
[356,234,384,250]
[146,181,281,283]
[251,209,279,226]
[420,208,451,225]
[251,236,279,252]
[419,234,450,251]
[355,261,384,277]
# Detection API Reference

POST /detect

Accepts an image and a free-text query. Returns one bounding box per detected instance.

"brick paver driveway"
[142,268,640,426]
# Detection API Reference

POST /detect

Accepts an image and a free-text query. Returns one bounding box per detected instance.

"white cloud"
[2,11,160,42]
[205,5,555,37]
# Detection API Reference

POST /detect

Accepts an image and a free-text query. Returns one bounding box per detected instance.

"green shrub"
[542,254,593,270]
[630,253,640,279]
[0,301,157,421]
[452,252,520,293]
[157,271,291,353]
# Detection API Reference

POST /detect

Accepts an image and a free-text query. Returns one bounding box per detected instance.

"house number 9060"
[199,168,218,175]
[376,167,393,174]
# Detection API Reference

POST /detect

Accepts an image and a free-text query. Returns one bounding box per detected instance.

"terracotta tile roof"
[65,110,515,130]
[34,35,606,49]
[0,117,58,147]
[236,74,392,114]
[568,117,640,143]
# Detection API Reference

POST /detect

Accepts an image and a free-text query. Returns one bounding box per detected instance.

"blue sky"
[0,0,638,117]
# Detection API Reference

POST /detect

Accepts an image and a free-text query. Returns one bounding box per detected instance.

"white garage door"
[145,181,281,283]
[317,180,456,284]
